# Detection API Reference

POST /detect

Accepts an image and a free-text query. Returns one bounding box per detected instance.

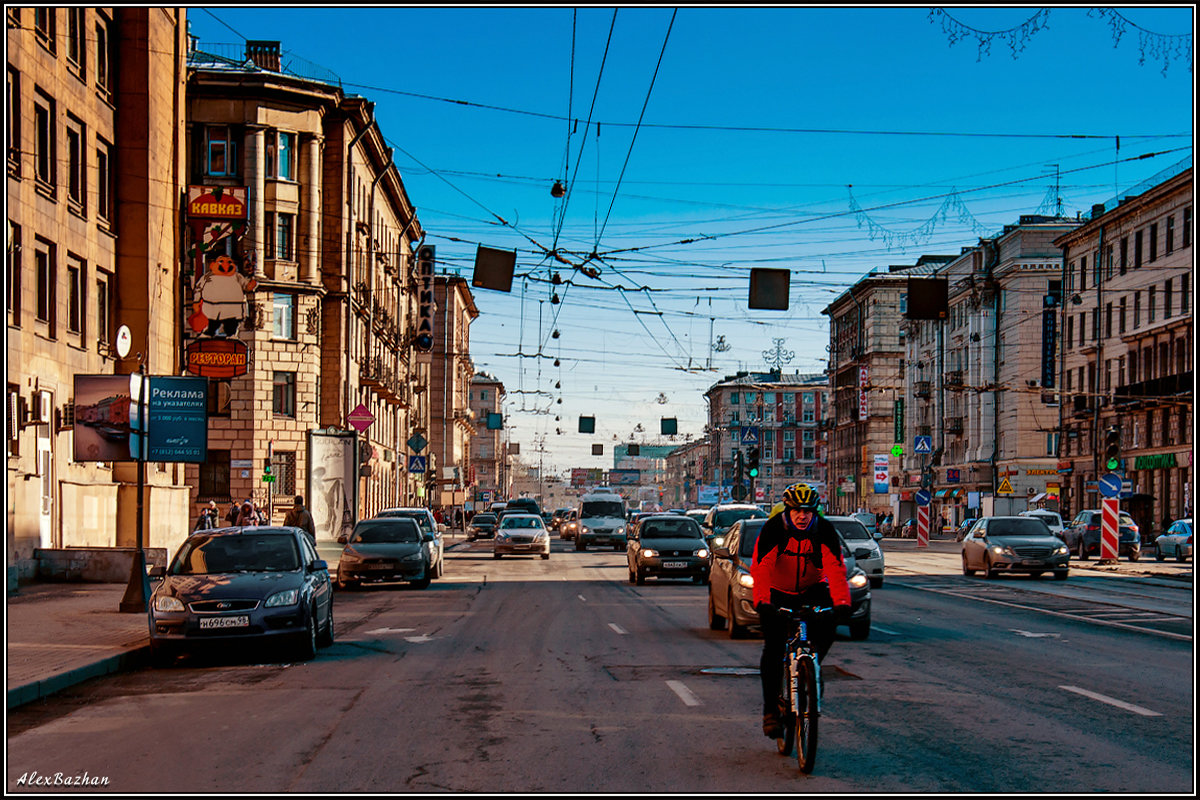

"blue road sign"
[915,489,932,506]
[1099,473,1122,498]
[914,436,933,455]
[740,426,760,445]
[408,455,427,474]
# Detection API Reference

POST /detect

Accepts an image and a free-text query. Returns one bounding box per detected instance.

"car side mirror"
[311,559,328,572]
[422,533,435,542]
[713,546,730,559]
[336,534,348,545]
[873,532,883,541]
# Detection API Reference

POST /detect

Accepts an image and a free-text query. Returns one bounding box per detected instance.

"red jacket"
[751,512,851,608]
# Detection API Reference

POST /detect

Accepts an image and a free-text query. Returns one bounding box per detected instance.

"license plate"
[368,563,395,570]
[199,615,249,630]
[662,561,687,568]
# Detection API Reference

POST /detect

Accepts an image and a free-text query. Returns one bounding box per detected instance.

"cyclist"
[751,482,851,739]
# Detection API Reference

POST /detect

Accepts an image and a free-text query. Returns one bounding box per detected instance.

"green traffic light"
[1105,456,1120,471]
[748,467,759,478]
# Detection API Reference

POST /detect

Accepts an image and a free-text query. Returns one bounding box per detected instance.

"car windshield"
[378,510,433,532]
[987,518,1055,537]
[640,519,703,539]
[171,532,300,575]
[502,516,542,529]
[738,520,766,558]
[581,500,624,519]
[830,519,872,540]
[473,514,496,524]
[352,520,421,544]
[714,508,766,528]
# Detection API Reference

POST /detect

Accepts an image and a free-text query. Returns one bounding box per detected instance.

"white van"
[576,489,627,551]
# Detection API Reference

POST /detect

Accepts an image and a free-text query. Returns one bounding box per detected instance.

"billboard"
[73,375,137,462]
[308,430,358,543]
[73,375,207,463]
[609,469,641,486]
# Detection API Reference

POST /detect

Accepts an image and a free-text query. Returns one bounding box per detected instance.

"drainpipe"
[343,118,373,428]
[1092,223,1107,490]
[982,238,1001,501]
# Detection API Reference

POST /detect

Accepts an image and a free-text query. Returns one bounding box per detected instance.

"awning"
[1029,492,1047,504]
[936,488,965,500]
[934,489,949,498]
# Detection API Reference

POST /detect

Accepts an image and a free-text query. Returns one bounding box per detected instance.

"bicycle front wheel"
[795,655,820,773]
[776,660,796,756]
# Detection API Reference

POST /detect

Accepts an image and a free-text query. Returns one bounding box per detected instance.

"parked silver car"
[961,515,1069,579]
[1154,519,1192,562]
[825,515,885,588]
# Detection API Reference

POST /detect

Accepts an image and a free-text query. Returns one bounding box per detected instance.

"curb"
[7,645,151,710]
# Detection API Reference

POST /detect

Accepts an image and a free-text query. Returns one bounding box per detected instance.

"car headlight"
[265,589,299,608]
[534,531,548,540]
[154,595,185,613]
[402,552,424,562]
[694,548,709,559]
[990,545,1015,556]
[496,532,509,541]
[581,526,590,534]
[642,548,658,558]
[339,550,361,563]
[737,572,754,589]
[1055,544,1069,555]
[617,526,625,535]
[849,572,869,589]
[712,536,726,548]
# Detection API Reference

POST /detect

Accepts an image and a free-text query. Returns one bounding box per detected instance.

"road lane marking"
[667,680,702,707]
[578,594,587,602]
[364,627,416,635]
[1011,629,1061,638]
[1059,685,1162,717]
[608,623,628,635]
[871,625,901,635]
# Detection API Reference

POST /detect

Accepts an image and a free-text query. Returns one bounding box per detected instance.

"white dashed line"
[1059,685,1162,717]
[578,594,587,602]
[667,680,702,707]
[608,623,628,635]
[871,625,901,635]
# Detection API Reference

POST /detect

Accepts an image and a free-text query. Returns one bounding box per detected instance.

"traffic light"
[735,449,744,482]
[747,447,760,479]
[1103,425,1121,471]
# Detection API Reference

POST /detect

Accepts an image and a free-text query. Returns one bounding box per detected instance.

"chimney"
[1091,203,1106,219]
[246,40,281,71]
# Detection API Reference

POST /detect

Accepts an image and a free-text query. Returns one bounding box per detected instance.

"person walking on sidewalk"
[235,499,258,527]
[284,495,317,545]
[193,500,219,533]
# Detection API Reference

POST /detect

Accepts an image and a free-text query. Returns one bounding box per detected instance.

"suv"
[576,490,627,551]
[1062,509,1141,561]
[499,497,542,523]
[701,503,767,548]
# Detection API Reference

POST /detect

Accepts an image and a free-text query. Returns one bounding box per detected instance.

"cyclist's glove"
[755,602,779,620]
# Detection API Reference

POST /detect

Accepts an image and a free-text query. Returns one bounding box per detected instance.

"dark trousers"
[759,592,835,715]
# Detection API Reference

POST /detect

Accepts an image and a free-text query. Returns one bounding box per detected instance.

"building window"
[783,429,795,442]
[34,8,56,52]
[803,447,815,460]
[1133,291,1141,328]
[273,293,296,340]
[1182,276,1190,313]
[802,408,814,423]
[273,371,296,417]
[66,7,85,75]
[1119,237,1128,274]
[1148,286,1157,324]
[35,238,54,332]
[764,392,776,404]
[206,379,231,417]
[1149,222,1158,263]
[1183,208,1192,247]
[199,449,231,499]
[95,16,112,95]
[729,392,739,404]
[34,90,55,189]
[96,269,111,351]
[66,257,84,335]
[7,67,19,174]
[274,450,297,496]
[265,131,295,180]
[204,125,238,177]
[276,213,293,260]
[1118,296,1126,334]
[745,392,757,404]
[1165,215,1175,255]
[1104,302,1112,338]
[1134,230,1143,268]
[66,114,86,212]
[7,222,20,325]
[96,138,113,223]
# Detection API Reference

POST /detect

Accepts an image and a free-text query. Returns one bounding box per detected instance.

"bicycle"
[774,604,832,774]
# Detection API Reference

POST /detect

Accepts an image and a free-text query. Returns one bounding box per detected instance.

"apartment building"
[903,217,1080,526]
[468,371,506,503]
[703,370,829,508]
[184,40,428,536]
[663,435,709,508]
[428,274,478,511]
[1054,165,1192,534]
[7,8,189,579]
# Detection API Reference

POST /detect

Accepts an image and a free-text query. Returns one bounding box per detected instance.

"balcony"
[1072,395,1097,418]
[946,417,964,434]
[945,370,964,390]
[1113,370,1192,408]
[914,381,932,398]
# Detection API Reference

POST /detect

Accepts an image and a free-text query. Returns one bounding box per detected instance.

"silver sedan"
[493,514,551,559]
[1154,519,1192,562]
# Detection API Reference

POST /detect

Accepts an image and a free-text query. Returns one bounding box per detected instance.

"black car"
[467,512,498,541]
[148,526,334,663]
[707,518,871,640]
[1062,509,1141,561]
[627,514,710,585]
[336,517,438,589]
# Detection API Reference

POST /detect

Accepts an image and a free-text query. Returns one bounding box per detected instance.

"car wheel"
[962,554,976,576]
[1155,544,1166,561]
[708,590,727,631]
[849,614,871,640]
[628,566,637,584]
[576,540,585,552]
[635,567,646,586]
[981,556,996,579]
[541,552,550,560]
[728,591,748,639]
[295,608,318,661]
[693,574,706,585]
[493,553,502,559]
[149,639,175,668]
[1178,551,1189,563]
[317,602,335,648]
[869,576,883,589]
[1127,549,1140,563]
[1076,541,1089,561]
[336,572,359,591]
[1053,569,1069,580]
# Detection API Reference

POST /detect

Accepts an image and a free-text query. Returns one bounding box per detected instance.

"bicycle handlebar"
[776,605,834,618]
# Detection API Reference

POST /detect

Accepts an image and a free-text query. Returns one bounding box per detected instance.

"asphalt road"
[6,536,1193,793]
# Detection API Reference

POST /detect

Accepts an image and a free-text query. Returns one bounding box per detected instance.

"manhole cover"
[699,667,760,676]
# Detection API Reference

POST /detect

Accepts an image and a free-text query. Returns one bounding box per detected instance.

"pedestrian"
[255,502,269,526]
[193,500,219,533]
[225,501,239,525]
[235,499,257,526]
[284,495,317,544]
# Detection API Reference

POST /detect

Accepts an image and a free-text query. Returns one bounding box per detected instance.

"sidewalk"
[6,528,472,710]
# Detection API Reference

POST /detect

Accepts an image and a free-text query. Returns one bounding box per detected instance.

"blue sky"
[185,6,1194,473]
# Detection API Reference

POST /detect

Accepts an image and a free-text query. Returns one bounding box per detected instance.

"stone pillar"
[245,125,266,276]
[303,133,322,285]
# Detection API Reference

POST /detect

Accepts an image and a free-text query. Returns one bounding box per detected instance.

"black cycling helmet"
[782,483,820,511]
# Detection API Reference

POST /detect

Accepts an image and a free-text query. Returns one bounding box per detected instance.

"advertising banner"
[609,469,641,486]
[74,375,207,463]
[858,365,869,421]
[873,454,890,493]
[73,375,137,462]
[146,377,207,462]
[309,430,358,543]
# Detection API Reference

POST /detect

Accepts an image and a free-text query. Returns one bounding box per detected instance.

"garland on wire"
[927,7,1051,61]
[1088,8,1192,77]
[848,187,992,252]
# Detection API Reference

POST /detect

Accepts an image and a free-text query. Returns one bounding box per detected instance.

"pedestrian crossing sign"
[997,477,1014,495]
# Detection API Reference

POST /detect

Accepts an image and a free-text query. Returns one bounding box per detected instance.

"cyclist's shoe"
[762,710,783,739]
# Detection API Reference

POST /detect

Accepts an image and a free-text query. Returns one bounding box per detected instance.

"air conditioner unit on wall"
[30,390,52,424]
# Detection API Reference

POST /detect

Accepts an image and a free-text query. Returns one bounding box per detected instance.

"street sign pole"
[1100,497,1120,563]
[915,488,931,548]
